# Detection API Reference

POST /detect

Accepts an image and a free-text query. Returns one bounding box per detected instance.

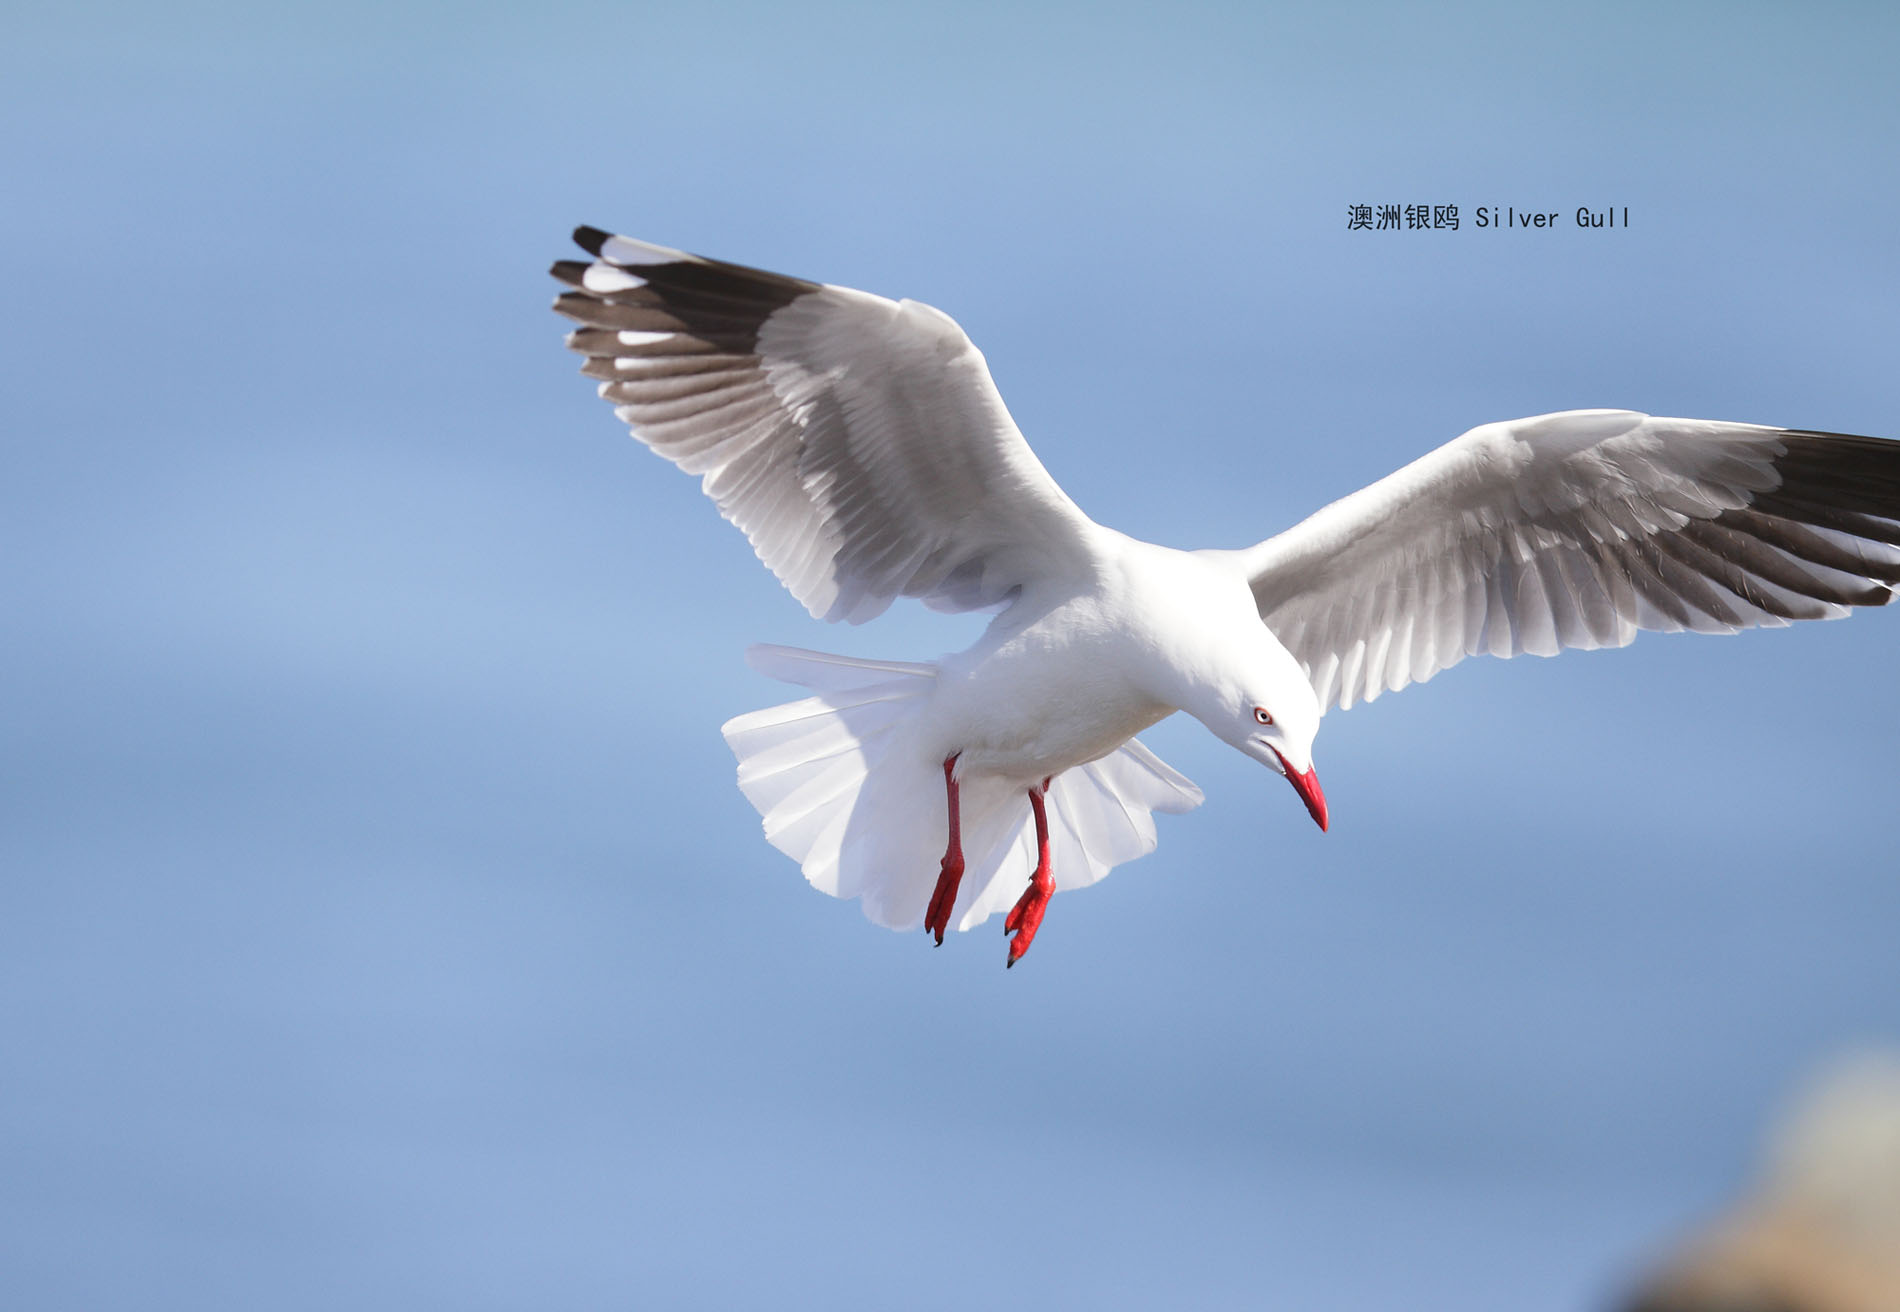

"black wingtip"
[573,225,610,257]
[550,259,590,288]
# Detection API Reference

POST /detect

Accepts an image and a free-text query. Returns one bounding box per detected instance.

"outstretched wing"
[553,228,1100,623]
[1227,410,1900,712]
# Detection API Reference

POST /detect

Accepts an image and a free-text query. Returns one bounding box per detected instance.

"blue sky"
[5,3,1899,1308]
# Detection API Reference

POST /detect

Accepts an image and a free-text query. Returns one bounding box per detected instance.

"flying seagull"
[551,226,1900,967]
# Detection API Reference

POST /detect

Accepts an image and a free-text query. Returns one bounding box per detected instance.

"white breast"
[920,540,1253,782]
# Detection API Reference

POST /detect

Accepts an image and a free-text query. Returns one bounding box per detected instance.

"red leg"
[924,754,964,945]
[1005,779,1056,967]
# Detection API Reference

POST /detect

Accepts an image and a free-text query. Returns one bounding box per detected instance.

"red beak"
[1273,749,1329,832]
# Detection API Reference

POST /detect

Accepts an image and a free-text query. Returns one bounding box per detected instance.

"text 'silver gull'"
[552,227,1900,966]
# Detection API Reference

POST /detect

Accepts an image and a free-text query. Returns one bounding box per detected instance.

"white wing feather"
[554,228,1100,623]
[1227,410,1900,712]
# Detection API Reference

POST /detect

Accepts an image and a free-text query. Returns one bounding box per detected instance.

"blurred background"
[4,2,1898,1308]
[1624,1052,1900,1312]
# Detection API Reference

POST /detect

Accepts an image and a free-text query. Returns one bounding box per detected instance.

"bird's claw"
[1004,876,1052,967]
[924,853,964,947]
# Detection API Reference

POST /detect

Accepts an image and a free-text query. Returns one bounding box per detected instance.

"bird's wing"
[553,228,1101,623]
[1225,410,1900,712]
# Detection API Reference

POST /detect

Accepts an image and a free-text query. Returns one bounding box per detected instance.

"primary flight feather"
[553,226,1900,966]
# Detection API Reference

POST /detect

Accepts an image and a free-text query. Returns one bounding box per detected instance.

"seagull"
[552,226,1900,967]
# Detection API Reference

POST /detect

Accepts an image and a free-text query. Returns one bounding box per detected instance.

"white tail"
[722,645,1204,933]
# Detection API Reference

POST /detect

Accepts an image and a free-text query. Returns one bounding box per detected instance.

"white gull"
[553,227,1900,966]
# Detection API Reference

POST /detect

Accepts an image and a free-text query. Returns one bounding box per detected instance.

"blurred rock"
[1622,1053,1900,1312]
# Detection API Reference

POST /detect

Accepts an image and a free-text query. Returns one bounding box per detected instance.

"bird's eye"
[1253,707,1274,726]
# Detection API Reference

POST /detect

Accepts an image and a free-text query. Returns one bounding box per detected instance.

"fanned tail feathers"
[722,645,1202,933]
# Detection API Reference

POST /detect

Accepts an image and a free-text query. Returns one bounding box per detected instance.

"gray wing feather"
[554,228,1099,623]
[1230,410,1900,712]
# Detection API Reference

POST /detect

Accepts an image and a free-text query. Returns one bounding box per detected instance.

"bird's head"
[1185,634,1327,832]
